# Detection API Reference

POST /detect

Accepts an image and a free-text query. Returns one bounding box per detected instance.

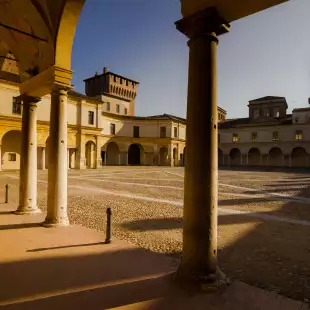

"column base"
[14,207,42,215]
[42,217,70,228]
[175,266,229,292]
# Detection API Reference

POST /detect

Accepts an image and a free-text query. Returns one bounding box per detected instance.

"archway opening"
[2,130,21,170]
[229,148,241,166]
[159,147,168,166]
[291,147,307,168]
[218,149,223,166]
[269,147,283,167]
[248,148,261,166]
[85,141,96,168]
[106,142,120,165]
[128,144,143,165]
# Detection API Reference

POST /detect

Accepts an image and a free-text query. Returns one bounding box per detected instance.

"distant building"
[0,52,308,169]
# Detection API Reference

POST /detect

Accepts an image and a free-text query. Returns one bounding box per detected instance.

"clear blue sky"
[72,0,310,119]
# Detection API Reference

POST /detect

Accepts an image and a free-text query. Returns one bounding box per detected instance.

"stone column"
[67,148,70,169]
[95,136,102,168]
[175,9,229,287]
[167,144,174,166]
[15,96,41,215]
[43,86,70,227]
[41,147,46,170]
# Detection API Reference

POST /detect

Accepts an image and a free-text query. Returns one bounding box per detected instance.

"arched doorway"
[173,147,178,166]
[85,141,96,169]
[248,148,261,166]
[229,148,241,166]
[159,147,168,166]
[106,142,120,165]
[128,144,143,165]
[269,147,283,167]
[291,147,307,168]
[218,149,224,166]
[1,130,21,170]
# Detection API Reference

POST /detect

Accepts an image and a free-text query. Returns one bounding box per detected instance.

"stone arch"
[85,140,96,168]
[218,148,224,166]
[159,147,169,166]
[248,148,261,166]
[269,147,283,167]
[128,144,144,165]
[291,147,307,168]
[229,148,241,166]
[106,142,120,165]
[55,0,86,70]
[1,130,22,170]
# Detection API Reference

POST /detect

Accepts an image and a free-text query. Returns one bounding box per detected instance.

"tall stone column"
[175,9,229,287]
[43,86,70,227]
[67,149,71,169]
[95,136,102,168]
[167,144,174,166]
[15,96,41,215]
[41,147,46,170]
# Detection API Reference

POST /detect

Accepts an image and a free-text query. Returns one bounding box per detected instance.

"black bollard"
[105,207,112,244]
[5,184,9,203]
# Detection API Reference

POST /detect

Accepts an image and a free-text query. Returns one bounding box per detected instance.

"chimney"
[103,67,109,73]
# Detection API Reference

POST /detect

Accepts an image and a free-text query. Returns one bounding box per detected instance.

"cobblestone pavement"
[1,167,310,303]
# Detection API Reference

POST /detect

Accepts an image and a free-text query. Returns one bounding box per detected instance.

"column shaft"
[41,147,46,170]
[16,98,41,214]
[177,32,219,281]
[44,87,69,227]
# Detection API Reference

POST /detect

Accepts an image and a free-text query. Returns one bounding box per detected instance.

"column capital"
[175,7,230,39]
[19,95,40,106]
[52,84,72,95]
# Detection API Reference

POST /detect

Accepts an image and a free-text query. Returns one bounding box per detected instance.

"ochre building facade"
[0,54,309,170]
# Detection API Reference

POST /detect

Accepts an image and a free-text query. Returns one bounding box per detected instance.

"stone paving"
[1,167,310,304]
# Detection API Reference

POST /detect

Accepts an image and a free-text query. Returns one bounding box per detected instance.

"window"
[253,108,260,118]
[160,126,166,138]
[124,108,128,115]
[263,108,270,117]
[88,111,94,125]
[252,132,257,142]
[12,97,22,115]
[232,132,239,142]
[133,126,140,138]
[110,123,116,135]
[116,104,120,113]
[8,153,16,161]
[272,131,279,141]
[295,130,303,140]
[274,108,280,118]
[174,127,178,138]
[106,102,110,112]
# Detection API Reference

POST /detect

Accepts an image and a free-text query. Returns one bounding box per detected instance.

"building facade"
[0,53,309,170]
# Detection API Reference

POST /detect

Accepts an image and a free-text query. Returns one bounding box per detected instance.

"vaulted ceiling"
[0,0,84,82]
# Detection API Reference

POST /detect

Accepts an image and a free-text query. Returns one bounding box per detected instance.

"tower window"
[295,130,303,140]
[124,108,128,115]
[110,123,116,135]
[252,132,257,142]
[160,127,166,138]
[88,111,94,125]
[272,131,279,141]
[106,102,110,111]
[133,126,140,138]
[232,132,239,142]
[253,108,260,118]
[12,97,22,115]
[116,104,120,113]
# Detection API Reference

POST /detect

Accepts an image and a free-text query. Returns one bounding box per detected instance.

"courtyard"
[0,166,310,302]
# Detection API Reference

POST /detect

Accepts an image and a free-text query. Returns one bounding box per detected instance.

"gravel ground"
[1,167,310,302]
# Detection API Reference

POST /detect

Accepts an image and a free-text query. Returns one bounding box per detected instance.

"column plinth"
[15,97,41,215]
[175,8,230,290]
[43,86,70,227]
